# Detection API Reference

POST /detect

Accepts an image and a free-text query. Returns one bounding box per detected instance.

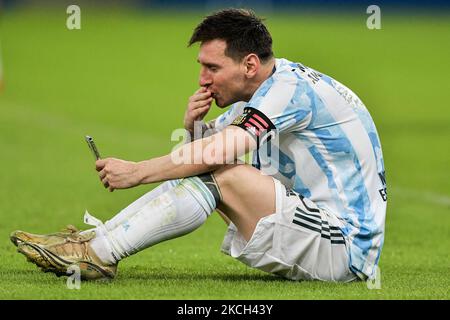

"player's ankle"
[89,232,120,265]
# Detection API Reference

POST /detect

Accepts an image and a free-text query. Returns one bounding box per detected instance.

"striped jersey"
[213,58,387,279]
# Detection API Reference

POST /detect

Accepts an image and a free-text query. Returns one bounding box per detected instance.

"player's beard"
[215,97,230,108]
[212,94,224,107]
[214,96,224,107]
[214,93,241,108]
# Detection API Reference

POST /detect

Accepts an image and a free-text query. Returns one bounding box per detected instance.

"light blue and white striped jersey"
[214,58,387,279]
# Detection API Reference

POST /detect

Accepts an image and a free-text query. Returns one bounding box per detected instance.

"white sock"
[105,179,181,231]
[82,180,180,263]
[89,175,220,265]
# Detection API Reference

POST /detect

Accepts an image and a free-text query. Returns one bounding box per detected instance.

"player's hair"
[188,8,273,63]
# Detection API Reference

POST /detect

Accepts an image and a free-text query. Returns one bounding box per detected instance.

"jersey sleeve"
[230,76,312,146]
[213,101,246,132]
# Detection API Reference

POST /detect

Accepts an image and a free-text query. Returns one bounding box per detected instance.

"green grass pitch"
[0,7,449,299]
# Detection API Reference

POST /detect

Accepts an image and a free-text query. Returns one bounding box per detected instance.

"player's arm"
[96,125,257,191]
[96,105,278,191]
[136,107,275,186]
[139,125,257,184]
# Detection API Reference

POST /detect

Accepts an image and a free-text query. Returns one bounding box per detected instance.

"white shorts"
[221,178,358,282]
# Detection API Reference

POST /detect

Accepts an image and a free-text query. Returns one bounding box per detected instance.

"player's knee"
[213,164,251,188]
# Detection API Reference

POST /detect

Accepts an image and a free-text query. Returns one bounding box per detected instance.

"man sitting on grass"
[11,8,387,282]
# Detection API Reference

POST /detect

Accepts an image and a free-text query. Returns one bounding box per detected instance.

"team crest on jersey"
[232,112,249,126]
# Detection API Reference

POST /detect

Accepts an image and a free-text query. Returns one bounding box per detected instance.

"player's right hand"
[184,87,213,134]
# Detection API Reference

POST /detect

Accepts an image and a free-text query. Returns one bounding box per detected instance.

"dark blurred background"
[1,0,450,10]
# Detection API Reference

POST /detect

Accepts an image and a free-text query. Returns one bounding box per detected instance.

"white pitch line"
[390,186,450,208]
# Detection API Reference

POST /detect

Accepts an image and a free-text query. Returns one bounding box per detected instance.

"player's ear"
[243,54,260,78]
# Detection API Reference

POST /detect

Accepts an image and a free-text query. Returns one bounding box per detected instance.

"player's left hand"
[95,158,141,192]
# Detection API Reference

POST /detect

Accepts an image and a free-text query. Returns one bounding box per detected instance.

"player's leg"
[10,179,181,246]
[217,169,358,282]
[89,164,355,282]
[92,163,274,255]
[15,173,220,279]
[103,179,181,230]
[89,163,275,265]
[15,164,276,280]
[216,208,231,225]
[213,164,276,241]
[87,173,220,265]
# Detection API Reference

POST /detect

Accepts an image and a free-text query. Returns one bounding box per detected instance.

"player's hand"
[184,87,213,134]
[96,158,141,192]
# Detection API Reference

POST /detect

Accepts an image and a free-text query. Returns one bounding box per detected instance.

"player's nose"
[199,68,212,87]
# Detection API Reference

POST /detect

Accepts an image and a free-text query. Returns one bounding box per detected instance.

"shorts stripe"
[293,210,346,245]
[295,207,322,220]
[294,209,342,230]
[294,211,323,226]
[292,219,321,233]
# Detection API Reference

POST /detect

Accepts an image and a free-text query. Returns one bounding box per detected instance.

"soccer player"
[11,9,387,282]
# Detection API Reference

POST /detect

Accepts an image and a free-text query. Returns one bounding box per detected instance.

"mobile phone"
[85,135,101,160]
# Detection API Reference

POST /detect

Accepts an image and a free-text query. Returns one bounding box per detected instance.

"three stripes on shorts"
[292,196,346,245]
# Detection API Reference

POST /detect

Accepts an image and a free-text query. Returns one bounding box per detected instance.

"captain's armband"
[230,107,276,147]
